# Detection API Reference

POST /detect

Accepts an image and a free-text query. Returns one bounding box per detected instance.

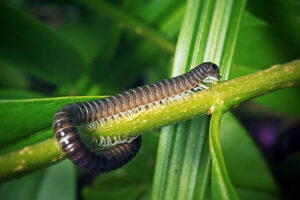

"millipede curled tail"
[53,106,142,174]
[52,62,220,174]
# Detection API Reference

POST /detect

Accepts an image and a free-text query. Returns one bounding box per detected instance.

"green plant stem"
[0,60,299,182]
[78,0,176,54]
[0,138,64,182]
[88,60,300,138]
[209,105,239,200]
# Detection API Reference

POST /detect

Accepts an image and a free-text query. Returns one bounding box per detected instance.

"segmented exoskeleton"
[52,62,220,174]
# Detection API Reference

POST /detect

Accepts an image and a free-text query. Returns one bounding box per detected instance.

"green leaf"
[152,0,246,199]
[77,0,178,94]
[138,0,181,23]
[231,11,300,117]
[0,89,46,100]
[247,0,300,46]
[0,96,101,147]
[233,14,299,75]
[77,0,176,54]
[36,160,75,200]
[236,188,279,200]
[58,14,108,66]
[0,169,45,200]
[152,119,211,200]
[83,186,140,200]
[0,2,84,86]
[0,64,30,89]
[158,3,186,39]
[88,25,125,93]
[254,86,300,117]
[0,160,75,200]
[220,113,280,199]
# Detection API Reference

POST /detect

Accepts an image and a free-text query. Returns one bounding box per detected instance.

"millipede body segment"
[52,62,220,174]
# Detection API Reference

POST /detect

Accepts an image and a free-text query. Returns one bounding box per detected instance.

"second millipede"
[53,62,220,174]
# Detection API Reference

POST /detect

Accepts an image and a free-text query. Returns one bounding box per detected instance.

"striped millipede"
[53,62,220,174]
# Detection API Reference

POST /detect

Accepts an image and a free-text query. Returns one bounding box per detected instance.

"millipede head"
[197,62,221,80]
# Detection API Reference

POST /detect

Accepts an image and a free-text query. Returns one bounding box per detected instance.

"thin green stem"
[209,105,239,200]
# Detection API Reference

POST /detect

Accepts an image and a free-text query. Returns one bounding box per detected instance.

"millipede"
[52,62,220,174]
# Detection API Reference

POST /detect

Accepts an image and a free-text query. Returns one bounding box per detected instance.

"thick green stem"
[0,60,299,182]
[90,60,300,138]
[0,138,64,182]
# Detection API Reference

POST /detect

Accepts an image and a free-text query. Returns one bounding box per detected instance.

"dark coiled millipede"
[53,62,220,174]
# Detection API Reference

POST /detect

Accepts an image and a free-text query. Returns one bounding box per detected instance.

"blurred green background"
[0,0,299,199]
